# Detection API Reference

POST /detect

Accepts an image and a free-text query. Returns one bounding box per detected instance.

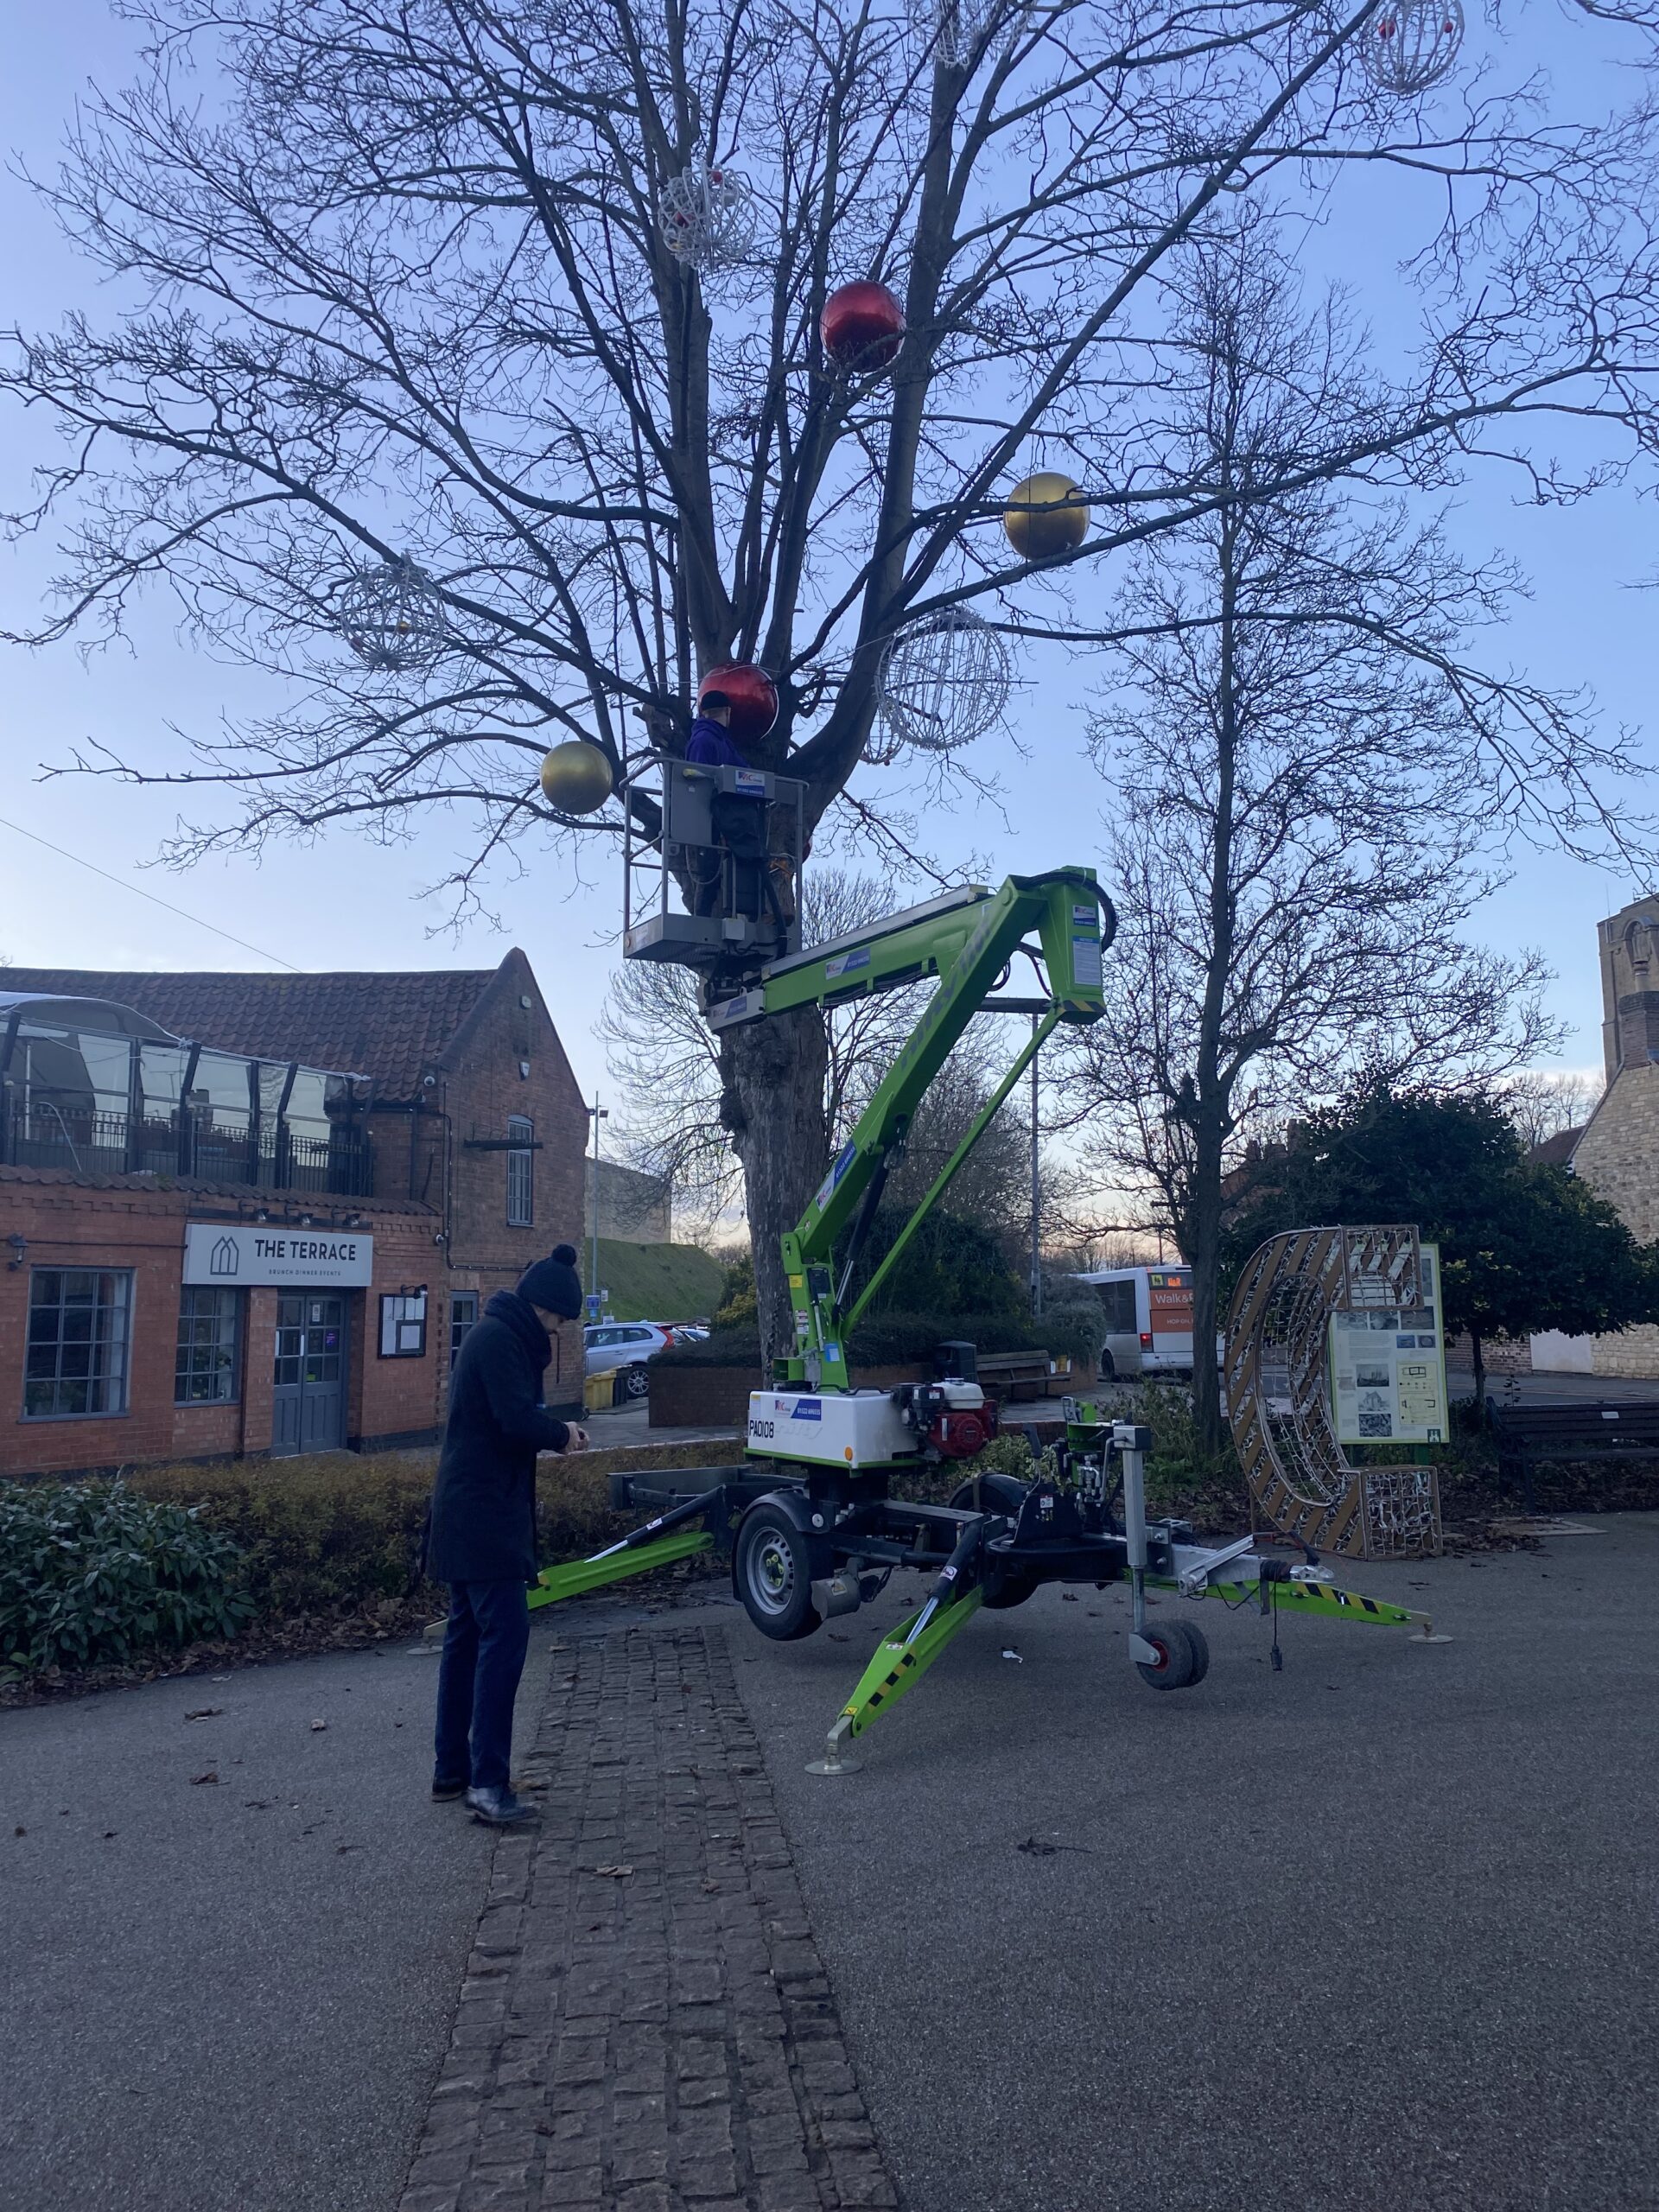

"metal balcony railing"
[1,1099,375,1198]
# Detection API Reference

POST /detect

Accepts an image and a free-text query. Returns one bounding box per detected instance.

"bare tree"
[1503,1066,1604,1150]
[9,0,1659,1354]
[600,864,928,1225]
[1061,233,1576,1450]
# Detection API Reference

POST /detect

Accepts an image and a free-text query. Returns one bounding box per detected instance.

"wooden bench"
[976,1349,1057,1404]
[1486,1397,1659,1511]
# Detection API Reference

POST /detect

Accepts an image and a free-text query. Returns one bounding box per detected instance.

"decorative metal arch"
[1224,1225,1443,1560]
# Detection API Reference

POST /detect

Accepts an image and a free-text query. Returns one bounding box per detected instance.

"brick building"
[0,952,588,1475]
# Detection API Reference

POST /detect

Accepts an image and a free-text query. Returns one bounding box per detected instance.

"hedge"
[654,1306,1102,1371]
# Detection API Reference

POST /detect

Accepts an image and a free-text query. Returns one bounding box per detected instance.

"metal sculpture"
[1224,1224,1443,1560]
[336,556,446,673]
[1359,0,1464,96]
[658,160,756,275]
[876,607,1013,753]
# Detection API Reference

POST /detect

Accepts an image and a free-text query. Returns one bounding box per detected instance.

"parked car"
[583,1320,674,1399]
[1069,1265,1195,1379]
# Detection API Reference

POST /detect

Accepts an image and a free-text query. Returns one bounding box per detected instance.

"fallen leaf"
[336,1843,361,1854]
[591,1864,634,1878]
[245,1800,274,1810]
[185,1707,222,1721]
[104,1831,117,1840]
[310,1719,327,1732]
[190,1771,219,1786]
[13,1825,23,1837]
[1061,1592,1078,1603]
[828,1633,849,1642]
[1017,1834,1094,1857]
[1001,1648,1023,1663]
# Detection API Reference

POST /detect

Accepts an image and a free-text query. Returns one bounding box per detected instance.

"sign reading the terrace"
[182,1223,374,1287]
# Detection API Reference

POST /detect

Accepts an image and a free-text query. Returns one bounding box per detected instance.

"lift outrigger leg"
[808,1587,988,1777]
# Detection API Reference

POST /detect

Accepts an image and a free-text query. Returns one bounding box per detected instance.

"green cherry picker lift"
[532,766,1433,1770]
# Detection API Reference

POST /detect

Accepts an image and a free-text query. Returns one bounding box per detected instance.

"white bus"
[1071,1265,1195,1380]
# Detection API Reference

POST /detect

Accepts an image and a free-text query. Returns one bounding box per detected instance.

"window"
[175,1287,239,1404]
[24,1269,134,1419]
[449,1292,480,1373]
[1094,1279,1139,1335]
[378,1290,429,1359]
[505,1115,534,1227]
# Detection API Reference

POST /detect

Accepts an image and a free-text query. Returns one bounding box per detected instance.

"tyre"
[1135,1618,1208,1691]
[948,1473,1037,1610]
[622,1363,651,1400]
[734,1506,822,1641]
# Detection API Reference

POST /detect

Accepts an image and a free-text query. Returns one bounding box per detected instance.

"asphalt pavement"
[717,1515,1659,2212]
[0,1630,557,2212]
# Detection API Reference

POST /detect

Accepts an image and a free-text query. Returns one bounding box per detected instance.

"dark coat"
[425,1291,571,1585]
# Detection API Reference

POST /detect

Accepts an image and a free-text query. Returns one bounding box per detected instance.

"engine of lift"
[745,1379,995,1471]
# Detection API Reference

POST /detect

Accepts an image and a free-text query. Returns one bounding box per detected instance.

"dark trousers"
[434,1579,530,1792]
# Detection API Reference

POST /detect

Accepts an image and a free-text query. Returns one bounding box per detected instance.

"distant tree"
[1225,1088,1659,1397]
[1062,232,1567,1453]
[1503,1069,1604,1152]
[849,1208,1025,1322]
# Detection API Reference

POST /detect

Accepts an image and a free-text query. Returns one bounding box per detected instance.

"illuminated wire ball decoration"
[337,556,446,673]
[1359,0,1464,95]
[876,608,1014,753]
[658,161,757,274]
[912,0,996,67]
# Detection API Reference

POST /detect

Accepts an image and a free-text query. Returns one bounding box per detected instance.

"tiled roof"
[0,1160,435,1213]
[0,962,511,1097]
[1530,1125,1586,1167]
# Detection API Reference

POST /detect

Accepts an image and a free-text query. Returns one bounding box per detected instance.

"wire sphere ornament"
[336,556,446,673]
[876,608,1014,754]
[1359,0,1464,96]
[658,161,757,275]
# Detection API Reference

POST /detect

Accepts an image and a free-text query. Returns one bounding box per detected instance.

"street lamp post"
[588,1094,608,1318]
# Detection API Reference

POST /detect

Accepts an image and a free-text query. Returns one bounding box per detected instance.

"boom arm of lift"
[707,868,1116,1391]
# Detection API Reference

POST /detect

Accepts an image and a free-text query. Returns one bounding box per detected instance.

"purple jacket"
[685,716,750,769]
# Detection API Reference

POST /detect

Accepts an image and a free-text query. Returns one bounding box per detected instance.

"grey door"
[271,1293,347,1456]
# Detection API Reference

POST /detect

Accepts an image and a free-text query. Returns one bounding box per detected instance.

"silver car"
[583,1320,673,1399]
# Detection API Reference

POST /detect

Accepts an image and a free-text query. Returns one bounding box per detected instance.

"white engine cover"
[745,1384,982,1470]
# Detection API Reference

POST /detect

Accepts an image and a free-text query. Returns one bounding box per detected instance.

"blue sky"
[2,1,1648,1114]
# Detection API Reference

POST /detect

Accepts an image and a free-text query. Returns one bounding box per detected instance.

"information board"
[1328,1243,1447,1446]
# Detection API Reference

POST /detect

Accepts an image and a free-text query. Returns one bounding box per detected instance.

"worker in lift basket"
[684,690,792,929]
[423,1247,588,1827]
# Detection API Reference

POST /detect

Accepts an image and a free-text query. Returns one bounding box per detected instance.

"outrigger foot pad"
[805,1719,862,1777]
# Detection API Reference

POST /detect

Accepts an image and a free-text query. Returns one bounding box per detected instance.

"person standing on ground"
[427,1246,588,1827]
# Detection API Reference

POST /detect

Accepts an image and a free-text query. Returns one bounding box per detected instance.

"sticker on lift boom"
[734,768,768,795]
[825,946,872,981]
[1071,935,1103,987]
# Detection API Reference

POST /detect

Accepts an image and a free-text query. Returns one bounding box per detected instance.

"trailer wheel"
[1135,1618,1207,1691]
[734,1506,822,1642]
[949,1474,1035,1610]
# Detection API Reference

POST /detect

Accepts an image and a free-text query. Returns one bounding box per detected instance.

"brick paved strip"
[397,1625,900,2212]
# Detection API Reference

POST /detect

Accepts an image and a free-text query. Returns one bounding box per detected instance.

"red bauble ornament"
[698,662,779,744]
[820,281,906,372]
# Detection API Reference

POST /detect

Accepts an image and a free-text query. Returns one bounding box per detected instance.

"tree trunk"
[1187,1115,1228,1459]
[721,1008,830,1369]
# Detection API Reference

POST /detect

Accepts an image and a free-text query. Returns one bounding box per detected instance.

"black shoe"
[432,1777,467,1802]
[466,1786,540,1828]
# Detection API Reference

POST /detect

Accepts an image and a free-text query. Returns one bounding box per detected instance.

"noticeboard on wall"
[1328,1242,1447,1446]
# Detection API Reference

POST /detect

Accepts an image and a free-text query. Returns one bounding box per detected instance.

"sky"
[1,0,1648,1136]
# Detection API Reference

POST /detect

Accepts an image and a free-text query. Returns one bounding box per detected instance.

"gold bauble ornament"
[538,742,615,815]
[1002,471,1089,560]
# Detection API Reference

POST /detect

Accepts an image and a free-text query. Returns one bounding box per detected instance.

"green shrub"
[0,1481,254,1675]
[130,1440,740,1620]
[655,1309,1090,1372]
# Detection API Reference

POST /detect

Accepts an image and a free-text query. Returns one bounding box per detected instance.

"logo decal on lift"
[789,1399,823,1421]
[825,946,871,981]
[734,768,768,795]
[812,1142,857,1211]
